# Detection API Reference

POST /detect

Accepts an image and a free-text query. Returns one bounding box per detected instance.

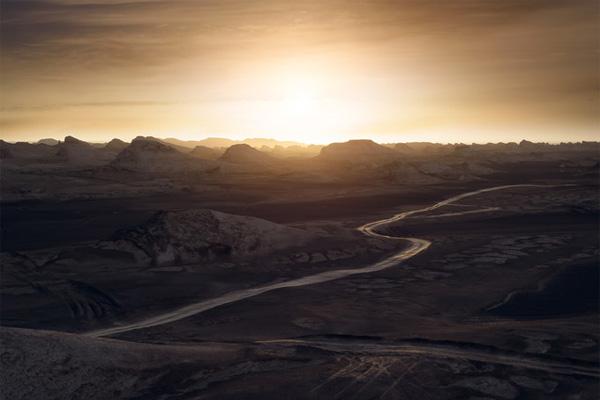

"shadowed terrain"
[1,138,599,399]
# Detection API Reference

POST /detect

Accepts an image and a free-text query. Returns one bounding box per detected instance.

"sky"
[1,0,598,144]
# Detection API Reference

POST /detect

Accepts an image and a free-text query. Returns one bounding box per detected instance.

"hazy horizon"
[2,0,598,144]
[5,133,600,147]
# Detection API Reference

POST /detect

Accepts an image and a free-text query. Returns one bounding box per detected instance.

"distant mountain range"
[6,136,598,151]
[2,135,598,176]
[162,137,306,149]
[2,135,598,202]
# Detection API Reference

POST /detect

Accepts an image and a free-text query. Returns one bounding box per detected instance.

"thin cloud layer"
[1,0,598,142]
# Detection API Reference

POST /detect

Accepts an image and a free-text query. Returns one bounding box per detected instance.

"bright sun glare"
[267,74,331,141]
[245,65,371,144]
[266,71,358,143]
[281,78,317,116]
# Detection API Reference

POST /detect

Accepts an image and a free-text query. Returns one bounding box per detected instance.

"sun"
[270,74,335,142]
[245,66,371,144]
[280,76,319,117]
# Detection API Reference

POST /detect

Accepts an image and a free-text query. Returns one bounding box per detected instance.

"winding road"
[87,184,553,338]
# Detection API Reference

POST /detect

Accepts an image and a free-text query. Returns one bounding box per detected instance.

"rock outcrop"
[111,137,215,173]
[219,144,276,165]
[0,140,60,163]
[55,136,115,166]
[37,138,59,146]
[104,138,129,153]
[318,140,398,164]
[190,145,220,160]
[104,209,315,266]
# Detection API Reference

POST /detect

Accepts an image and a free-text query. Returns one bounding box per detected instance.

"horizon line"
[4,135,599,147]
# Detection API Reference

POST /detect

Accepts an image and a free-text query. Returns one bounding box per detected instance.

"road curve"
[87,184,552,338]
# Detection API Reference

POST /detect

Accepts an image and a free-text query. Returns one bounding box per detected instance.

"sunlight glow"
[281,78,317,117]
[246,66,375,144]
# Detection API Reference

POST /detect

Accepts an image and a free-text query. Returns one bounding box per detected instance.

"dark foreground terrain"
[1,139,599,399]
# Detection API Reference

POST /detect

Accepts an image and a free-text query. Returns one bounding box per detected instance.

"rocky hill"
[111,137,215,173]
[104,209,315,266]
[0,140,58,162]
[219,144,276,165]
[54,136,116,166]
[164,137,304,149]
[317,140,398,164]
[37,138,59,146]
[104,138,129,153]
[164,137,237,149]
[0,326,247,400]
[189,145,220,160]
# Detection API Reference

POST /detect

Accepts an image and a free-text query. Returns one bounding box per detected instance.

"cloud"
[1,0,598,141]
